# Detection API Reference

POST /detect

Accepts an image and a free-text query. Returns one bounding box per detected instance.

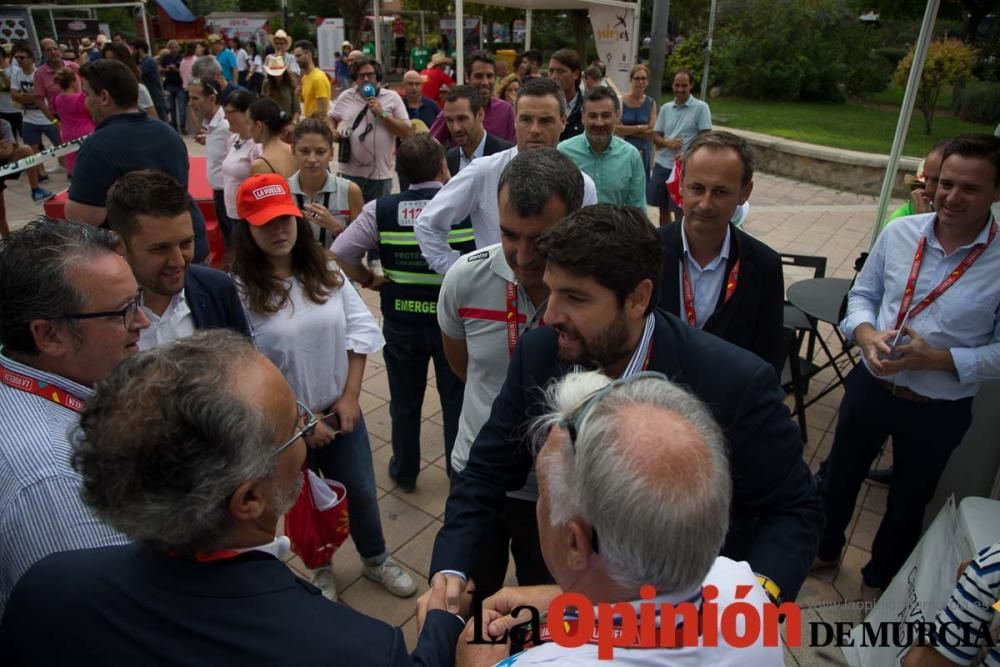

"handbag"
[337,104,370,164]
[284,468,351,569]
[665,155,684,209]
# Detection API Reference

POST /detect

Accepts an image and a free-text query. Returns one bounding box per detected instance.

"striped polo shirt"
[930,542,1000,665]
[0,353,126,614]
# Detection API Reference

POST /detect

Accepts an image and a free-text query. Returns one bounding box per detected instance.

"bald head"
[347,50,364,64]
[534,371,732,593]
[403,69,423,103]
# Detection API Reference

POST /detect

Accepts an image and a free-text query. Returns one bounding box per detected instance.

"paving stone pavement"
[5,142,902,665]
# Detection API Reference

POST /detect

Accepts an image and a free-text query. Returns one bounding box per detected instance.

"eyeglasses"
[558,371,669,554]
[273,401,318,457]
[63,289,144,329]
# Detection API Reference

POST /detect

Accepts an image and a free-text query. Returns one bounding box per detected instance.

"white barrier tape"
[0,135,90,179]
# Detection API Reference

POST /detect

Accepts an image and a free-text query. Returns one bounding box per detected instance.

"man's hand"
[910,187,933,215]
[482,585,562,640]
[665,137,683,151]
[881,327,954,375]
[455,614,510,667]
[854,323,897,376]
[195,130,207,145]
[330,393,361,433]
[303,419,337,448]
[368,97,385,117]
[367,273,391,291]
[416,572,468,630]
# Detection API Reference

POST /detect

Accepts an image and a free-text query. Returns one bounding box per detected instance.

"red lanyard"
[681,258,740,328]
[894,221,997,329]
[506,281,520,358]
[0,363,86,414]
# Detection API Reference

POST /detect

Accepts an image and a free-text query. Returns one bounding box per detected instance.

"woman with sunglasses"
[248,97,296,178]
[189,77,233,240]
[230,173,416,602]
[288,118,363,246]
[615,63,656,177]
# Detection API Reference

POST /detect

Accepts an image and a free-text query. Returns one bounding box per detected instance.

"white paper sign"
[397,200,429,227]
[589,6,635,93]
[316,17,345,76]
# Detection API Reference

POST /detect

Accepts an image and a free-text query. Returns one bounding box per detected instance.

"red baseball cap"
[237,174,304,226]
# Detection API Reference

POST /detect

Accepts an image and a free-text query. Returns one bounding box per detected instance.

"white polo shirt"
[437,243,544,501]
[506,557,784,665]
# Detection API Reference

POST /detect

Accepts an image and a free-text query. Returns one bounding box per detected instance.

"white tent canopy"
[371,0,641,82]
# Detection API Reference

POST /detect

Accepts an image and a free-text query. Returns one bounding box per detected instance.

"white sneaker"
[362,557,416,597]
[311,566,338,602]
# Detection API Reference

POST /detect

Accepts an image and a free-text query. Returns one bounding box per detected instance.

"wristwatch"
[379,110,388,120]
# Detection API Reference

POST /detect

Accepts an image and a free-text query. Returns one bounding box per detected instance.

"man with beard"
[106,170,250,349]
[429,50,515,145]
[557,86,645,207]
[417,204,822,620]
[0,331,468,665]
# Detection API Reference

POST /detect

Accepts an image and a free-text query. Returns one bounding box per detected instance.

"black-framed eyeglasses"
[63,289,144,329]
[558,371,669,554]
[274,401,318,457]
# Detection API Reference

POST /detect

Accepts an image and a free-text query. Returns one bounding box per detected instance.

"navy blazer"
[0,544,463,666]
[657,222,785,373]
[446,132,514,177]
[185,264,251,337]
[430,310,823,601]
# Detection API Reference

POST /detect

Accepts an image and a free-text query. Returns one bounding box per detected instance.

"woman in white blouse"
[190,78,233,238]
[230,174,416,602]
[221,90,260,230]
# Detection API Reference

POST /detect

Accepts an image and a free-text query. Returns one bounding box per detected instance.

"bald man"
[397,69,441,189]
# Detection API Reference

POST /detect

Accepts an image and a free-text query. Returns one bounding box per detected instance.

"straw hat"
[207,34,223,44]
[264,53,288,77]
[429,52,452,68]
[79,37,94,50]
[272,29,290,45]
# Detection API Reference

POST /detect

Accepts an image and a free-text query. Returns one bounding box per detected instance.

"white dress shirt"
[457,131,487,172]
[414,146,598,274]
[841,212,1000,400]
[203,106,231,190]
[139,290,196,350]
[678,224,732,330]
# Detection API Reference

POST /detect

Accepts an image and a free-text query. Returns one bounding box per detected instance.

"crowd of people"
[0,26,999,666]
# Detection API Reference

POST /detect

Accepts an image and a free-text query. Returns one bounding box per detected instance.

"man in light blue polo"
[648,68,712,226]
[557,86,646,208]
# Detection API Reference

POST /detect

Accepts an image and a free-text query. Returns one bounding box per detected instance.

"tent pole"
[525,9,532,51]
[373,0,382,66]
[700,0,717,99]
[49,9,57,39]
[632,0,642,65]
[420,11,425,47]
[456,0,464,83]
[140,1,150,44]
[869,0,940,249]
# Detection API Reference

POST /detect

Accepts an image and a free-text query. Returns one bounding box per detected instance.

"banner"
[54,18,101,51]
[588,6,635,93]
[208,16,270,44]
[0,135,88,179]
[0,8,35,53]
[316,17,345,75]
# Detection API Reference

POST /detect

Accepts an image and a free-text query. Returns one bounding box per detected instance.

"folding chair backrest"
[780,253,827,279]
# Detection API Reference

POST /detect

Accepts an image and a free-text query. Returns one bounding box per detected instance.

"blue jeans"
[306,416,388,565]
[166,85,186,132]
[383,318,464,486]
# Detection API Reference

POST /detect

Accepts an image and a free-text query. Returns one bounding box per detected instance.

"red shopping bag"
[285,469,350,569]
[666,156,684,209]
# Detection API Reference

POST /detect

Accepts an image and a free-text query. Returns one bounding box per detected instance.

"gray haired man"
[0,331,468,664]
[456,371,784,665]
[0,219,147,614]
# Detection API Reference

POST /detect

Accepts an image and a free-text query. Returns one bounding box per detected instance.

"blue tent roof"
[155,0,196,23]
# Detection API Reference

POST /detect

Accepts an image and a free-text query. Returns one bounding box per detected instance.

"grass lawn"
[694,95,992,157]
[868,82,955,109]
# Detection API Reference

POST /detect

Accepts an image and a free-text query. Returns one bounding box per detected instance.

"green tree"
[895,38,977,133]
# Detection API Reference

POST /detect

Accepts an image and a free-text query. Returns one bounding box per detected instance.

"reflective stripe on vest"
[378,229,476,246]
[382,269,446,286]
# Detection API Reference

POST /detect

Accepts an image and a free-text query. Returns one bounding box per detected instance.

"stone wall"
[725,128,921,198]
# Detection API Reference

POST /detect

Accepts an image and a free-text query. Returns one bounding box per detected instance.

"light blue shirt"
[0,352,127,614]
[841,212,1000,400]
[653,95,712,168]
[557,134,647,209]
[679,223,732,330]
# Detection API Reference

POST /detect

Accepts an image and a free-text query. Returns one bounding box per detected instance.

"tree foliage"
[894,38,977,133]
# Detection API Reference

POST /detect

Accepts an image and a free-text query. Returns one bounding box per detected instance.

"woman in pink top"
[52,67,95,178]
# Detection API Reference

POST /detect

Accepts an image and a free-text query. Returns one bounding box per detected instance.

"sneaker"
[31,187,54,203]
[363,558,416,597]
[310,565,338,602]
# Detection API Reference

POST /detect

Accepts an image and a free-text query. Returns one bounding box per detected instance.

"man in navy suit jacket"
[0,331,465,665]
[106,170,250,348]
[418,204,822,623]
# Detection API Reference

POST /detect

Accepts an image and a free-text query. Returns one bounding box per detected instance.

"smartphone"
[886,311,911,360]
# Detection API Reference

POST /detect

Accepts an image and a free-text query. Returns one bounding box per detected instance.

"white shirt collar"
[620,313,656,378]
[461,131,488,165]
[924,213,997,254]
[681,222,732,271]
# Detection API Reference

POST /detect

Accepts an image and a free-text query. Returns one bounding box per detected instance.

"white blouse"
[243,266,384,412]
[204,106,231,190]
[222,135,261,219]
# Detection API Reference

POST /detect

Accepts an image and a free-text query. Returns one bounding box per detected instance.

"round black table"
[787,277,853,325]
